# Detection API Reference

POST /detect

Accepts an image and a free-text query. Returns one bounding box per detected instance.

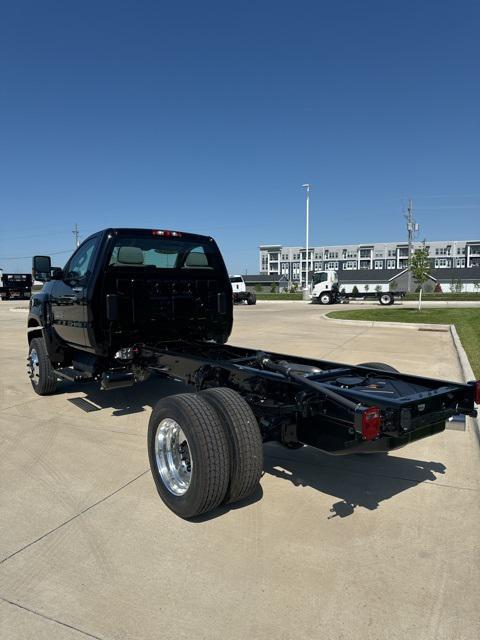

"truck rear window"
[108,236,219,270]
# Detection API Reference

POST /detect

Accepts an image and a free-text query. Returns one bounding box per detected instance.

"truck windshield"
[108,236,220,270]
[229,277,243,283]
[313,272,328,285]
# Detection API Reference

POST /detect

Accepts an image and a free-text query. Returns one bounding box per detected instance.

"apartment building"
[259,240,480,292]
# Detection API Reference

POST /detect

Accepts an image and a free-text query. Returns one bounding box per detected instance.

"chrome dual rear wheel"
[148,389,263,518]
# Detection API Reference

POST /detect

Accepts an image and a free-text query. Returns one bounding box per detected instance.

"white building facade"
[259,240,480,292]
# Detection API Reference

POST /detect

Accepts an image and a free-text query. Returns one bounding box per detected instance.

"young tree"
[410,242,431,310]
[389,279,399,292]
[374,284,382,294]
[450,278,463,294]
[473,280,480,294]
[364,284,370,293]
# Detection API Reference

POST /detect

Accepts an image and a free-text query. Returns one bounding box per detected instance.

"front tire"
[148,393,230,518]
[247,292,256,305]
[319,292,331,305]
[28,337,57,395]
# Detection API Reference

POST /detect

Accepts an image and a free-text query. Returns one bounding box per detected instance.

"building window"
[455,258,465,268]
[435,259,450,268]
[387,260,396,269]
[326,261,338,270]
[343,261,356,270]
[374,260,383,269]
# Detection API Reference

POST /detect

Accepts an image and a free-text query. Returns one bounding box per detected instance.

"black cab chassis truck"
[28,228,479,518]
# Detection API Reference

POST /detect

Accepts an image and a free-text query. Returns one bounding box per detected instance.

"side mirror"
[32,255,52,282]
[51,267,64,280]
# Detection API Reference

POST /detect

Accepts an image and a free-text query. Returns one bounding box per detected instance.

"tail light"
[361,406,382,440]
[475,381,480,405]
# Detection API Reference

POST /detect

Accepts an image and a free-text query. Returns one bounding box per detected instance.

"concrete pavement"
[1,300,479,640]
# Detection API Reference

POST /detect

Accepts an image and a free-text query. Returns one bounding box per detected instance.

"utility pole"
[72,223,80,248]
[302,184,310,298]
[405,199,419,292]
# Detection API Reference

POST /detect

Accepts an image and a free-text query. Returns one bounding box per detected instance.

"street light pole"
[302,184,310,293]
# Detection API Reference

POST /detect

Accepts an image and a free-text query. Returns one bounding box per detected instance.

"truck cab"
[310,270,339,304]
[28,228,233,375]
[229,275,256,305]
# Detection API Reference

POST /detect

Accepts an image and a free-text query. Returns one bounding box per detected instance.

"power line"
[414,205,480,210]
[0,249,72,260]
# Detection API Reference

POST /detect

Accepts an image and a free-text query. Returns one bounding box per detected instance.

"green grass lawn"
[403,292,480,301]
[256,293,303,300]
[327,308,480,378]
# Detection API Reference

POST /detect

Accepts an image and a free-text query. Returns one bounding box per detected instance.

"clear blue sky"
[1,0,479,273]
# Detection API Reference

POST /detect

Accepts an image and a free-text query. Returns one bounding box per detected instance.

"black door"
[50,236,99,348]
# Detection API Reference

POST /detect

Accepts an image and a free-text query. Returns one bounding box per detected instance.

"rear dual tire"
[148,388,263,518]
[379,293,394,305]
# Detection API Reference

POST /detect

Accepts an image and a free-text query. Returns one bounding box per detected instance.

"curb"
[321,313,450,332]
[256,300,307,304]
[450,325,479,442]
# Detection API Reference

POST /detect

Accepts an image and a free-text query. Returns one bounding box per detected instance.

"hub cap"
[28,348,40,385]
[155,418,192,496]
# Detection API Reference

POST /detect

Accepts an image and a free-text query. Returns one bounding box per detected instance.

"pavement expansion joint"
[0,469,149,566]
[0,596,105,640]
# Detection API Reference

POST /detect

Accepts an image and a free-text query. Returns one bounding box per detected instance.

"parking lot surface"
[1,300,479,640]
